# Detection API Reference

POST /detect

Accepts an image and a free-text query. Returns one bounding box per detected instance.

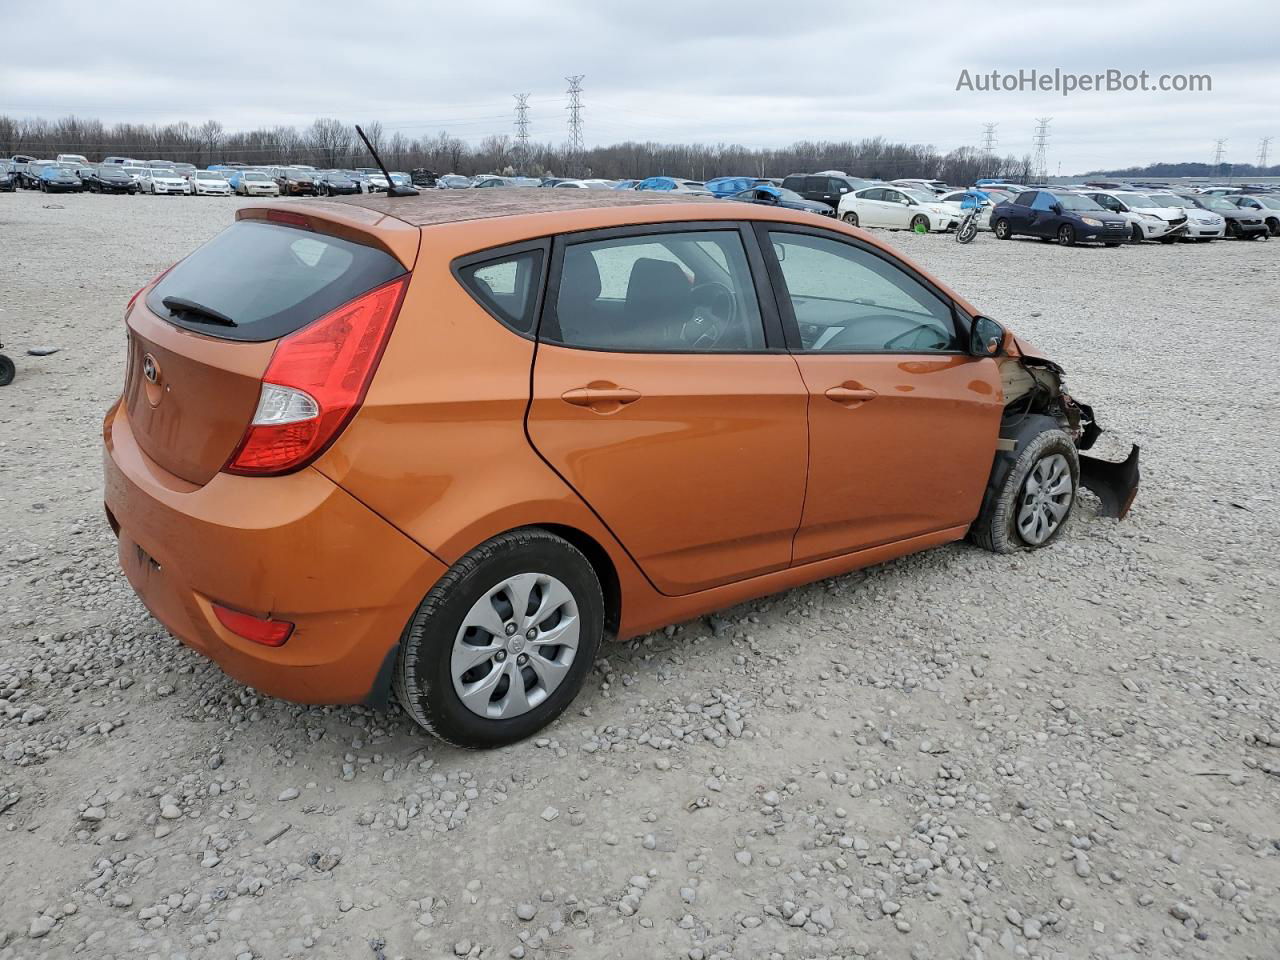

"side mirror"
[1050,202,1063,214]
[970,316,1005,357]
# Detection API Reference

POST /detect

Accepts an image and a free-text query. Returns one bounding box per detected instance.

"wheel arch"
[531,523,622,641]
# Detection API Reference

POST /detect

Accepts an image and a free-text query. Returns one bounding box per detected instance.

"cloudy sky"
[2,0,1277,172]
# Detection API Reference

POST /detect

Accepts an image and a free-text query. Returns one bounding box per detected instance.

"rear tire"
[971,429,1079,554]
[1267,217,1280,237]
[0,354,14,387]
[395,529,604,748]
[841,211,859,227]
[994,218,1011,240]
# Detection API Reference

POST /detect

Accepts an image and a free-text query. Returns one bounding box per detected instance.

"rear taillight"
[224,275,409,476]
[212,602,294,647]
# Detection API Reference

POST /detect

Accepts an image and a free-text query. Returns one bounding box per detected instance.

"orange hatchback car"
[103,190,1138,747]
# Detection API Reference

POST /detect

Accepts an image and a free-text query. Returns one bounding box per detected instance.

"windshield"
[1200,197,1236,211]
[243,172,269,181]
[152,168,177,178]
[101,167,129,178]
[1252,196,1280,209]
[195,171,220,179]
[1114,193,1156,208]
[1052,193,1103,211]
[1146,194,1184,207]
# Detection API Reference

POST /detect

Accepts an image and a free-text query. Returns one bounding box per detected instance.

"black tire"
[1058,224,1076,246]
[0,354,14,387]
[955,218,978,244]
[1129,223,1143,242]
[394,528,604,748]
[841,211,859,227]
[1227,221,1242,239]
[971,429,1079,553]
[994,218,1011,240]
[1104,242,1122,248]
[909,214,930,233]
[1267,218,1280,237]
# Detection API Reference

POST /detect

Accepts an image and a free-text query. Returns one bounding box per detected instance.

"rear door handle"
[562,382,641,413]
[825,384,878,405]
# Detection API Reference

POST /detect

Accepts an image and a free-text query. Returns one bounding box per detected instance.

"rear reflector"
[212,603,294,647]
[266,209,310,228]
[225,274,409,476]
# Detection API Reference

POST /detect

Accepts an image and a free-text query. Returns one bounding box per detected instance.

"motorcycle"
[0,340,14,386]
[955,198,991,245]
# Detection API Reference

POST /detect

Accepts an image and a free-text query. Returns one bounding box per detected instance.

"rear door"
[758,226,1003,562]
[526,223,809,596]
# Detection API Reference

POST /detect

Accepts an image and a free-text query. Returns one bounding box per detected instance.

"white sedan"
[838,186,959,232]
[191,170,232,196]
[139,168,191,195]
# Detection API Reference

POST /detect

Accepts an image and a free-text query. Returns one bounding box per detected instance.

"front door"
[527,224,809,596]
[760,227,1004,562]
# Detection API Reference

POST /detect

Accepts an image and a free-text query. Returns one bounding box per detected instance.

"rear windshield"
[146,220,406,342]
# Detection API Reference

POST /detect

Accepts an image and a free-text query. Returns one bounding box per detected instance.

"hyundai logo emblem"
[142,354,160,384]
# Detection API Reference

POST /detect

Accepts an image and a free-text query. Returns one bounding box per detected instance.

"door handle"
[561,382,642,413]
[825,384,878,405]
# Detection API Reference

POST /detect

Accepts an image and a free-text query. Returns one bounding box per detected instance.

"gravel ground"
[1,190,1278,960]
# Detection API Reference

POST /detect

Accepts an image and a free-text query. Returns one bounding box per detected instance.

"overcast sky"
[2,0,1277,172]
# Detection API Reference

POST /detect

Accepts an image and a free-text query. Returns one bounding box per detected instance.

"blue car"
[704,176,755,198]
[991,189,1128,246]
[634,176,709,194]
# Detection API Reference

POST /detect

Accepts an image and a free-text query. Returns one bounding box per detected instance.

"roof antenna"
[356,124,418,197]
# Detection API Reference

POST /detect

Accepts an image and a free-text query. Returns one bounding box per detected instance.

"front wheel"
[909,214,930,233]
[955,218,978,244]
[994,218,1012,240]
[395,529,604,748]
[1058,224,1076,246]
[1129,224,1143,242]
[0,353,14,387]
[841,211,859,227]
[971,429,1079,553]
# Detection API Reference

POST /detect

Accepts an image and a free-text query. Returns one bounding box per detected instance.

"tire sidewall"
[984,430,1080,553]
[397,531,604,748]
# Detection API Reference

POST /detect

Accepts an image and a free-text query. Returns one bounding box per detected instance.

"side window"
[1030,192,1056,211]
[548,230,765,352]
[860,188,884,202]
[768,231,959,354]
[457,249,544,334]
[1015,191,1038,206]
[883,190,904,204]
[781,176,804,192]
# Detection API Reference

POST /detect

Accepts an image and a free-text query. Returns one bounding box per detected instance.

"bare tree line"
[0,113,1036,183]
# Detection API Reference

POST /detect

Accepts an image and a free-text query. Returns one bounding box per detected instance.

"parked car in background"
[121,166,149,189]
[410,169,438,187]
[1228,195,1280,235]
[1157,194,1225,240]
[102,156,138,166]
[553,179,615,189]
[17,160,55,188]
[473,175,516,188]
[1082,190,1187,242]
[728,184,833,216]
[191,170,233,196]
[173,163,197,181]
[611,179,640,190]
[56,153,90,166]
[103,190,1135,748]
[314,171,361,196]
[991,190,1127,245]
[0,163,16,192]
[780,173,876,210]
[838,185,959,232]
[891,178,950,196]
[37,165,83,193]
[232,171,280,197]
[82,165,139,194]
[139,168,192,195]
[634,176,711,194]
[437,174,472,189]
[274,169,316,196]
[1171,193,1268,239]
[704,176,756,197]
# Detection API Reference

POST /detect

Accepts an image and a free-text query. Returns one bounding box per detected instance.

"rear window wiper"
[162,296,237,327]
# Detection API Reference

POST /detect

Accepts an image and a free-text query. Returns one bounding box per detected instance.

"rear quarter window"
[455,249,544,334]
[147,221,405,343]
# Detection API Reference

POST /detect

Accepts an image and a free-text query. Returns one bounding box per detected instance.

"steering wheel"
[883,321,952,352]
[683,281,737,349]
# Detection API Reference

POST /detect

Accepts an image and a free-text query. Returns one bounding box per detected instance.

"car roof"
[323,188,720,227]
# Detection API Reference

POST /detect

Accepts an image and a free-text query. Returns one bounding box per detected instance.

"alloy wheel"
[451,573,580,720]
[1017,453,1073,545]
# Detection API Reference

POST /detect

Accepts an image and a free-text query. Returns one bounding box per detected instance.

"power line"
[513,93,530,174]
[1032,118,1051,182]
[565,75,584,176]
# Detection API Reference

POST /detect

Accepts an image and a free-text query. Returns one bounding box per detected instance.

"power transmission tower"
[513,93,530,174]
[1212,138,1227,177]
[565,75,585,177]
[1032,118,1051,182]
[1257,136,1272,171]
[980,123,998,177]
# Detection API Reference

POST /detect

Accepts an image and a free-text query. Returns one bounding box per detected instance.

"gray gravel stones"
[1,195,1278,959]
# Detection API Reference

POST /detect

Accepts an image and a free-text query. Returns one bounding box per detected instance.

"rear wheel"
[0,354,14,387]
[971,429,1079,553]
[1058,224,1076,246]
[994,218,1011,240]
[1266,217,1280,236]
[395,529,604,748]
[841,211,859,227]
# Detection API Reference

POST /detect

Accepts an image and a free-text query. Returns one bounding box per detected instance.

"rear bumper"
[102,402,445,705]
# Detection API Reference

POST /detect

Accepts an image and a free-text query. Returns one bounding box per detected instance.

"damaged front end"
[998,347,1140,519]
